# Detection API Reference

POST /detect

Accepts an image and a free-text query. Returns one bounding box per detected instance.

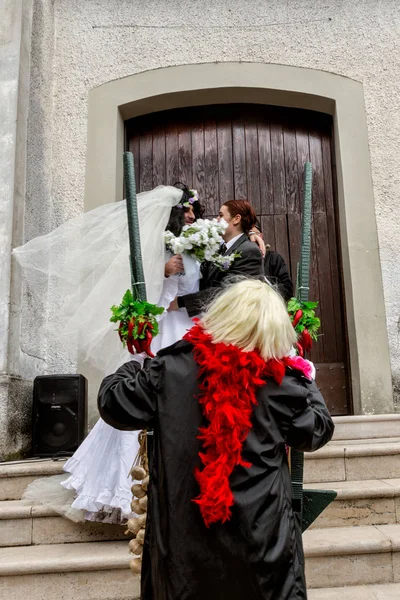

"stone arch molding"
[84,62,393,414]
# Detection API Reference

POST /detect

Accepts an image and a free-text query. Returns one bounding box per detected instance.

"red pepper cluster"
[292,309,312,357]
[118,318,155,358]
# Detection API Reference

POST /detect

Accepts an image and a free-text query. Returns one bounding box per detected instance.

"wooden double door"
[125,103,351,415]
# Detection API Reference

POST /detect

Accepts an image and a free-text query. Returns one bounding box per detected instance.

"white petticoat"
[22,474,85,523]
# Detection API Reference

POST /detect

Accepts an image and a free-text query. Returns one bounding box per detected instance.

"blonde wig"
[201,279,297,360]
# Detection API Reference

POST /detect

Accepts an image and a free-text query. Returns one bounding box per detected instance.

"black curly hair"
[173,182,205,219]
[165,182,205,235]
[166,206,186,237]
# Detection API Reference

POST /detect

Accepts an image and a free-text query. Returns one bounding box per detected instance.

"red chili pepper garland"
[287,298,320,355]
[301,328,313,353]
[111,290,164,358]
[292,309,303,328]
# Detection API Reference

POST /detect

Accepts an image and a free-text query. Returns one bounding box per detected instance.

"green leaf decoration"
[303,301,319,309]
[110,290,164,350]
[287,296,321,341]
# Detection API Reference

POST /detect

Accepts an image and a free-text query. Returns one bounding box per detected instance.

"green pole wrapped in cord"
[123,152,147,302]
[110,152,164,357]
[291,163,312,512]
[291,162,337,531]
[298,162,312,304]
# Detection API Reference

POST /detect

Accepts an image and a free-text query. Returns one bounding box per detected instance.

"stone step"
[307,478,400,529]
[0,541,139,600]
[0,459,65,500]
[3,437,400,499]
[303,524,400,588]
[2,525,400,596]
[0,499,127,547]
[304,439,400,484]
[332,414,400,441]
[4,473,399,545]
[308,583,400,599]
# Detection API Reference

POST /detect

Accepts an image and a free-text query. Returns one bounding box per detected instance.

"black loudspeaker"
[32,374,88,457]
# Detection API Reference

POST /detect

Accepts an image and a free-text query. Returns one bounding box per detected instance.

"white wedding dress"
[21,253,200,524]
[14,185,201,523]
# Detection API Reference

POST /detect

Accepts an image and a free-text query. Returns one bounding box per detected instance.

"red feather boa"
[183,321,312,527]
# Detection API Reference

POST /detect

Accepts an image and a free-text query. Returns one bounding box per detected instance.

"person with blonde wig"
[201,278,297,359]
[98,279,334,600]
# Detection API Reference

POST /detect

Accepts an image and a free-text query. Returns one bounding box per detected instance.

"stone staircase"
[305,415,400,599]
[0,460,137,600]
[0,415,399,599]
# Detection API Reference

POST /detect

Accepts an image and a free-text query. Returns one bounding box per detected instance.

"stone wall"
[0,0,35,459]
[23,0,400,396]
[2,0,400,456]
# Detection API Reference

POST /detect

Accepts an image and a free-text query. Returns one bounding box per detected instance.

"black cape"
[98,341,334,600]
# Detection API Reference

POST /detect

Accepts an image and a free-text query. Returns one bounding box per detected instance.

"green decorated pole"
[291,162,337,531]
[123,152,147,302]
[111,152,163,357]
[298,162,312,304]
[291,163,312,511]
[122,152,155,457]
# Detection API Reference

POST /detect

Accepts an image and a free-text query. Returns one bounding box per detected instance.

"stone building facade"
[1,0,400,459]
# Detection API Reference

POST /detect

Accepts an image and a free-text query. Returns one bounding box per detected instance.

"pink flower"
[287,355,313,380]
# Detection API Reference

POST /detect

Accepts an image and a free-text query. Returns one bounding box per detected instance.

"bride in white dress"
[14,184,203,523]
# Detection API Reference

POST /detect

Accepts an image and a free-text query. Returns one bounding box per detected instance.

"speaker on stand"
[32,374,88,458]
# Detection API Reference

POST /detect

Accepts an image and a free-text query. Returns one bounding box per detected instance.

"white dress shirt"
[225,233,243,251]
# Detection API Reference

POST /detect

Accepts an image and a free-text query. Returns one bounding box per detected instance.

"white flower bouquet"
[165,219,240,271]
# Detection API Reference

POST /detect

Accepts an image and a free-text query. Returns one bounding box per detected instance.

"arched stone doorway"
[126,103,349,415]
[84,62,393,415]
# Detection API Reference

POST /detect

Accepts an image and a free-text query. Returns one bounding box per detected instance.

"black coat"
[179,234,263,317]
[98,341,334,600]
[264,250,294,302]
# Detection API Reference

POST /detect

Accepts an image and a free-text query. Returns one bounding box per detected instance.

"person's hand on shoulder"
[248,232,266,257]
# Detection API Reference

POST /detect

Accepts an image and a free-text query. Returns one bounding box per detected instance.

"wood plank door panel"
[126,104,351,415]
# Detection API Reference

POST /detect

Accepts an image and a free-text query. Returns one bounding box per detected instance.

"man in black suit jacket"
[249,222,294,302]
[169,200,263,318]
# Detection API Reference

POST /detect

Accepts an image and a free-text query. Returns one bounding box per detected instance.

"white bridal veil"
[13,186,183,377]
